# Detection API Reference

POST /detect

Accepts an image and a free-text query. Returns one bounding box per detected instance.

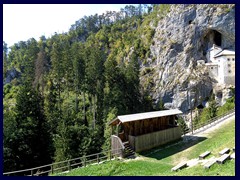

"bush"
[194,96,235,128]
[217,97,235,116]
[4,84,12,96]
[177,117,189,135]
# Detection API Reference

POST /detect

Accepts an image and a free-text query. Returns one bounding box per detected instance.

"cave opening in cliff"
[213,30,222,47]
[202,29,222,57]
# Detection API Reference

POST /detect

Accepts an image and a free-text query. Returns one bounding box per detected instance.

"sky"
[3,4,136,47]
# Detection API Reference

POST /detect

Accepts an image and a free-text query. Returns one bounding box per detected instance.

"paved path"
[183,111,235,140]
[186,111,235,135]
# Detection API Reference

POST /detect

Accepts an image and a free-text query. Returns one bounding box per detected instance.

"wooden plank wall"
[123,115,176,137]
[128,135,135,151]
[129,126,182,152]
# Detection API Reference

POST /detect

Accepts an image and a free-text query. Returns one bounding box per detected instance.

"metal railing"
[186,108,235,135]
[3,148,123,176]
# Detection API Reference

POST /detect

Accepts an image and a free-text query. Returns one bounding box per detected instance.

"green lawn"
[55,118,235,176]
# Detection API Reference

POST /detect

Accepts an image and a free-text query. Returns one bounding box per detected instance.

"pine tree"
[177,117,189,135]
[208,94,218,118]
[71,42,86,115]
[50,40,64,114]
[3,102,18,172]
[102,108,118,152]
[45,77,59,134]
[13,84,53,170]
[22,38,39,85]
[85,45,105,129]
[103,54,126,116]
[124,51,141,113]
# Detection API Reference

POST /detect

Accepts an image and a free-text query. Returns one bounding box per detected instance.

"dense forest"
[3,4,172,172]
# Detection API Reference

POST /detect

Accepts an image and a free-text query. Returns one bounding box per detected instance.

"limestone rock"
[140,4,235,113]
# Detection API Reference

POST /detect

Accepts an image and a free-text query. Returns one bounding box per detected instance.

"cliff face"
[140,4,235,112]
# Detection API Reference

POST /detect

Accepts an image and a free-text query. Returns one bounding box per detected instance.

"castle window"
[218,60,220,62]
[228,70,231,73]
[228,64,231,67]
[232,58,235,61]
[211,67,213,69]
[227,58,230,61]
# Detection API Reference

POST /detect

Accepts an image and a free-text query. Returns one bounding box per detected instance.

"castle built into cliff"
[197,44,235,86]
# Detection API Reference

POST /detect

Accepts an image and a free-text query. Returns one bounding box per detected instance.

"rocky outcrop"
[214,84,234,105]
[140,4,235,112]
[4,68,21,84]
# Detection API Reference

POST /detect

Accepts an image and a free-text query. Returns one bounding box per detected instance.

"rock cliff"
[140,4,235,112]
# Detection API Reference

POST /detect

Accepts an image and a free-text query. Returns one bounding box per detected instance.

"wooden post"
[97,154,99,164]
[110,150,112,160]
[116,122,121,137]
[188,88,193,134]
[31,169,33,176]
[117,125,119,137]
[83,156,86,167]
[68,160,71,171]
[51,165,54,175]
[190,105,193,134]
[121,148,124,158]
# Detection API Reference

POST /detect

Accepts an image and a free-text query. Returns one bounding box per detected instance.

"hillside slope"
[57,118,235,176]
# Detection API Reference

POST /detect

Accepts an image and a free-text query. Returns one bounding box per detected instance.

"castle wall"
[206,64,218,79]
[216,55,235,85]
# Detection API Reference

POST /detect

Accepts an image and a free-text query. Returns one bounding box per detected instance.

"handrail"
[3,147,123,176]
[187,108,235,135]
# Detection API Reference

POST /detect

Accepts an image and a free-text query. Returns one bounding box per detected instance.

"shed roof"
[109,109,182,125]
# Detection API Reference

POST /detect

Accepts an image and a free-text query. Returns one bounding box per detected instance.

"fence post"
[110,150,112,160]
[83,156,86,167]
[121,148,124,158]
[51,165,54,175]
[97,154,99,164]
[68,160,71,171]
[31,169,33,176]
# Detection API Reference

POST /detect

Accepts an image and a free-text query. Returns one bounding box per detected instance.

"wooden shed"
[109,109,182,156]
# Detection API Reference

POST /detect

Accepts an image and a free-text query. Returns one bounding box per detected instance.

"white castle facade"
[197,44,235,86]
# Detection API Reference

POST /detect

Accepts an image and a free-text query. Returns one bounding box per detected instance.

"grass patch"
[55,118,235,176]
